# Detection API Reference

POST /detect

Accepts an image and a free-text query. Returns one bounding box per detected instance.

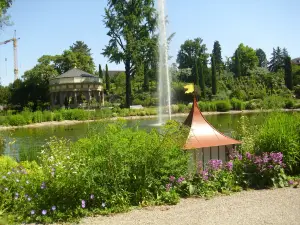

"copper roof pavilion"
[183,97,241,150]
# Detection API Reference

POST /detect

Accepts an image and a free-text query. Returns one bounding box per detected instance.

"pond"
[0,112,270,159]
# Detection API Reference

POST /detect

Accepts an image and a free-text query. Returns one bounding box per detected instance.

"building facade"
[49,68,104,108]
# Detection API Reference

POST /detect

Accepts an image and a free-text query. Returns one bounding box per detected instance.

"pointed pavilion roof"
[183,96,241,150]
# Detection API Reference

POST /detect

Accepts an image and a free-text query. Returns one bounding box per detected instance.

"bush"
[53,112,63,121]
[32,111,44,123]
[230,151,288,188]
[7,114,27,126]
[284,99,295,109]
[254,113,300,174]
[215,100,231,112]
[0,121,189,223]
[245,99,263,110]
[230,98,245,110]
[261,95,286,109]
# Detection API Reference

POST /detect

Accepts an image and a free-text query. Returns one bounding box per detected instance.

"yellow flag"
[184,84,194,94]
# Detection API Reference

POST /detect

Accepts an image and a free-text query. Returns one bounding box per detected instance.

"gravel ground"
[79,188,300,225]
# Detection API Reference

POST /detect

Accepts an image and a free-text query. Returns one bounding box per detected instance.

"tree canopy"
[102,0,157,107]
[0,0,12,30]
[256,48,267,68]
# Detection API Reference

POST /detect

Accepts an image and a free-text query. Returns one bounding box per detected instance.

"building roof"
[183,96,241,149]
[59,68,96,78]
[292,58,300,65]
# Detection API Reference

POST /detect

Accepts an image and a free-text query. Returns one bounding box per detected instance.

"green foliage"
[105,64,110,92]
[212,41,223,75]
[0,121,189,223]
[102,0,157,107]
[215,100,231,112]
[230,98,245,110]
[256,48,267,68]
[233,44,258,76]
[268,47,288,72]
[254,113,300,174]
[211,56,217,95]
[284,56,293,90]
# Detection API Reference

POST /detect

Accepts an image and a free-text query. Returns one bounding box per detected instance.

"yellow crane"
[0,30,20,81]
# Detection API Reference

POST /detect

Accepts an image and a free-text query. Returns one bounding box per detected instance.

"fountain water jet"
[157,0,171,125]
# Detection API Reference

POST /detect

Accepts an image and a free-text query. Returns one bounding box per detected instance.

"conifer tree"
[98,64,103,79]
[234,50,241,77]
[284,56,293,90]
[105,64,110,92]
[211,56,217,95]
[198,58,205,97]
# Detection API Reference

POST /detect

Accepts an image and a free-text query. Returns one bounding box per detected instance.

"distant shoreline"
[0,109,299,131]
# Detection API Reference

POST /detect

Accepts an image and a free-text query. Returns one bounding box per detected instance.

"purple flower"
[226,161,233,171]
[30,210,35,215]
[102,202,106,208]
[268,165,274,169]
[202,170,209,181]
[177,176,185,184]
[169,176,175,182]
[81,200,86,208]
[208,159,223,170]
[40,182,46,189]
[166,183,172,192]
[42,210,47,215]
[51,206,56,211]
[288,180,294,185]
[246,152,252,160]
[90,194,94,200]
[237,154,242,160]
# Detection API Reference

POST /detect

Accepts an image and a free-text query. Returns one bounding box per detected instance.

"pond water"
[0,112,271,159]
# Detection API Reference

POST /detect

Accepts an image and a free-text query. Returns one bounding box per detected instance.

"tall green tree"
[0,0,12,30]
[177,38,208,69]
[54,50,95,74]
[102,0,156,108]
[268,47,285,72]
[211,56,217,95]
[234,50,241,77]
[212,41,223,76]
[256,48,267,68]
[195,59,199,86]
[198,58,205,97]
[284,56,293,90]
[98,64,103,79]
[143,61,149,91]
[232,44,258,76]
[70,41,92,56]
[105,64,110,92]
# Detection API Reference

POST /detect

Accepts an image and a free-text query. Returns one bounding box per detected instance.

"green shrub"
[177,104,188,113]
[284,99,295,109]
[21,110,33,124]
[7,115,27,126]
[0,121,189,223]
[171,105,179,113]
[245,99,263,110]
[215,100,231,112]
[43,111,54,122]
[0,136,4,155]
[254,112,300,174]
[32,111,44,123]
[230,98,245,110]
[53,112,63,121]
[262,95,286,109]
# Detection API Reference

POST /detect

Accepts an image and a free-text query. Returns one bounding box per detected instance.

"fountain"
[157,0,171,125]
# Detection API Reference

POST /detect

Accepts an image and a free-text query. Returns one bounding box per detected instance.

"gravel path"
[80,188,300,225]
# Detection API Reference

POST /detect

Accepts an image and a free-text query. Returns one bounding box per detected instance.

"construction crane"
[0,30,20,81]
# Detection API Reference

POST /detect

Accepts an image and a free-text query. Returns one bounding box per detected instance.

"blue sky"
[0,0,299,85]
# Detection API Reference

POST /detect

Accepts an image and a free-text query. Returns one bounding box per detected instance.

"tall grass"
[254,112,300,174]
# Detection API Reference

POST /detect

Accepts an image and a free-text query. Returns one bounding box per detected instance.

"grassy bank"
[0,117,299,224]
[1,97,300,127]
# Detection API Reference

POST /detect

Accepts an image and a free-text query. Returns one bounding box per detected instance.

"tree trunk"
[125,60,132,108]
